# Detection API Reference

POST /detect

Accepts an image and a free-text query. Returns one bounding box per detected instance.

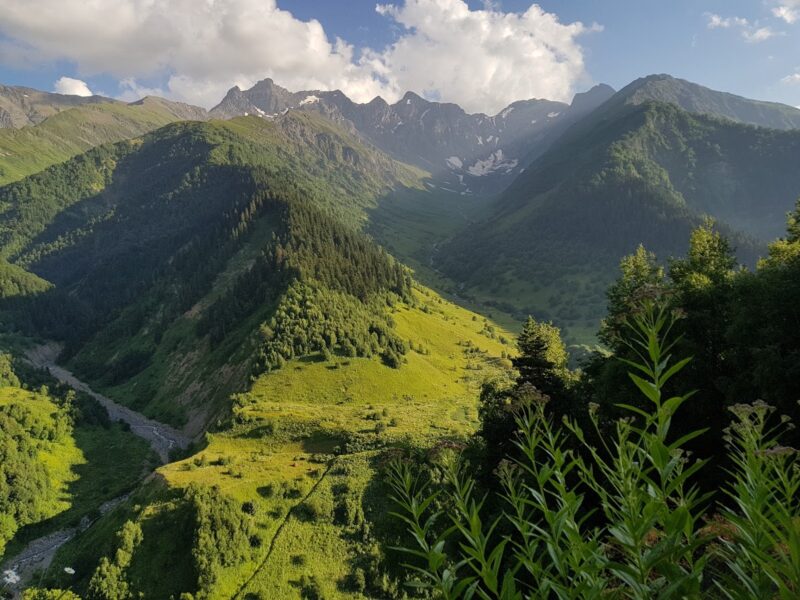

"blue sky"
[0,0,798,111]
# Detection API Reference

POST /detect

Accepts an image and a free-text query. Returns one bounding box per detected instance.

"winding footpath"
[1,344,192,597]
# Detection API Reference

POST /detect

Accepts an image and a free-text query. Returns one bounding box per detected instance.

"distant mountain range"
[1,73,800,346]
[211,78,616,193]
[0,84,111,128]
[435,75,800,339]
[0,95,209,184]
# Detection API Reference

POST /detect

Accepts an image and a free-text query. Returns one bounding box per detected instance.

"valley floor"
[25,343,191,463]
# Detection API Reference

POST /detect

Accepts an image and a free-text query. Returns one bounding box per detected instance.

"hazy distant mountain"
[437,95,800,340]
[211,78,615,193]
[0,84,113,128]
[613,74,800,130]
[0,96,208,185]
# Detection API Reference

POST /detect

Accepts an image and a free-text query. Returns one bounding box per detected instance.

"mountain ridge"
[210,77,616,194]
[0,84,114,128]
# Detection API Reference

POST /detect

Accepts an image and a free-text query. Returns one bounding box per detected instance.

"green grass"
[0,386,157,563]
[0,99,207,186]
[49,285,516,599]
[157,286,514,599]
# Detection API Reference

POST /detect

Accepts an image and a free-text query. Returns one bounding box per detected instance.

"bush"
[385,301,800,598]
[299,575,322,600]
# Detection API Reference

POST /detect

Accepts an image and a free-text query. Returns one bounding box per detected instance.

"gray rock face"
[0,84,111,128]
[211,79,616,194]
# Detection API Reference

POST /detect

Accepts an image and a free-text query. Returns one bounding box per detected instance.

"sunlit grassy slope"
[161,285,514,599]
[0,385,157,564]
[50,285,515,599]
[0,97,206,185]
[0,387,82,521]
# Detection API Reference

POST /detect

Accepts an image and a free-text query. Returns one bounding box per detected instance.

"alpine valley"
[1,67,800,600]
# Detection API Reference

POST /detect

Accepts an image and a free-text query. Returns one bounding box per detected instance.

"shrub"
[386,300,800,598]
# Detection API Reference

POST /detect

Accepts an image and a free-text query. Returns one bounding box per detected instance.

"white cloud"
[706,14,749,29]
[773,1,800,24]
[369,0,600,113]
[742,26,781,43]
[781,73,800,84]
[0,0,597,113]
[116,78,167,102]
[53,76,93,96]
[705,12,782,43]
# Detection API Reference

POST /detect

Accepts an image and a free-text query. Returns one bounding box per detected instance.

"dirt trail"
[25,342,191,463]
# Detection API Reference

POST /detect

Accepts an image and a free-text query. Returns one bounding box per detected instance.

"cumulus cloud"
[782,73,800,84]
[742,26,782,43]
[0,0,597,113]
[773,1,800,24]
[705,13,782,43]
[706,14,749,29]
[370,0,599,113]
[53,76,93,96]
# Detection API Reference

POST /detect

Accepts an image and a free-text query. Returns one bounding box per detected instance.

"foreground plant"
[386,301,800,598]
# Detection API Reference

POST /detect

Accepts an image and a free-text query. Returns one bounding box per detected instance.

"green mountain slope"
[0,106,519,600]
[0,96,207,185]
[0,113,424,430]
[438,100,800,343]
[0,85,112,129]
[44,285,514,599]
[617,74,800,130]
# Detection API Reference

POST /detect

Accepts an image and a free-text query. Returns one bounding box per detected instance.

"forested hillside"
[0,349,155,589]
[0,112,424,429]
[439,99,800,343]
[382,209,800,599]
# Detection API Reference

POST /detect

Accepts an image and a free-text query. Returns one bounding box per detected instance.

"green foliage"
[670,217,737,289]
[87,520,143,600]
[188,484,254,593]
[600,244,665,346]
[387,300,800,598]
[512,317,571,396]
[786,198,800,243]
[0,353,19,388]
[587,212,800,476]
[478,317,574,472]
[0,386,71,556]
[22,589,81,600]
[715,402,800,598]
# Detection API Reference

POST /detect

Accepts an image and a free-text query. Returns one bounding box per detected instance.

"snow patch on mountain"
[446,156,463,169]
[299,95,320,106]
[467,149,518,176]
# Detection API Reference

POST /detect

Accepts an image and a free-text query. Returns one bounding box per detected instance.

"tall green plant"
[386,300,800,598]
[715,401,800,599]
